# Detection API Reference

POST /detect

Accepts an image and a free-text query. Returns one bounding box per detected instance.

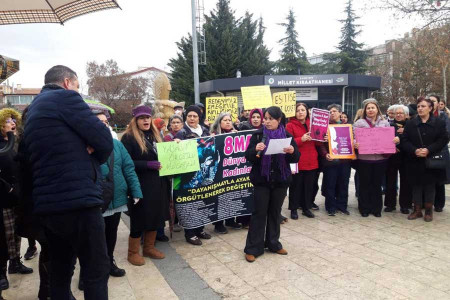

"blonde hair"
[353,109,364,123]
[124,116,162,154]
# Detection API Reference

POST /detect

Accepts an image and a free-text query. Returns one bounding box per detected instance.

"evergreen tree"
[276,8,310,75]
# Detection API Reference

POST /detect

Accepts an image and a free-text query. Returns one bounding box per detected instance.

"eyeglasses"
[395,112,405,115]
[5,118,16,124]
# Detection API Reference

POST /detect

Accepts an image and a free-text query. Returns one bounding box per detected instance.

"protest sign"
[272,91,296,118]
[354,127,396,154]
[206,97,238,123]
[173,131,255,229]
[327,124,356,159]
[241,85,272,110]
[310,108,330,141]
[157,140,200,176]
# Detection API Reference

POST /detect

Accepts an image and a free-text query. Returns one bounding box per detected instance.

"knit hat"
[132,105,152,118]
[154,118,165,130]
[185,105,202,118]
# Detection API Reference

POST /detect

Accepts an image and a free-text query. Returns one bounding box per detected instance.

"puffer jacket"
[100,139,142,210]
[24,84,113,215]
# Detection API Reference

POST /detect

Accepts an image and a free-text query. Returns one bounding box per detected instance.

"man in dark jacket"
[24,65,113,300]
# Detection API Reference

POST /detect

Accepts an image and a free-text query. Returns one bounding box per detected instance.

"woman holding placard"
[210,112,241,234]
[244,106,300,262]
[353,99,394,217]
[121,105,169,264]
[286,103,319,219]
[401,97,448,222]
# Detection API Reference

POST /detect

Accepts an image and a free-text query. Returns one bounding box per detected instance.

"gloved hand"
[147,161,161,170]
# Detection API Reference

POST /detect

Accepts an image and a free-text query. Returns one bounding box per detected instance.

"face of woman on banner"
[137,115,152,131]
[250,112,262,127]
[295,105,307,122]
[365,103,378,120]
[394,108,407,122]
[340,113,348,124]
[186,111,200,128]
[417,100,432,118]
[264,111,280,130]
[220,115,233,131]
[171,118,183,133]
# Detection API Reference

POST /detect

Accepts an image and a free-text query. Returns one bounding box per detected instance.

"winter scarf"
[261,124,291,181]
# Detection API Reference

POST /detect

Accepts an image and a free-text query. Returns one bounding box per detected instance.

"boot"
[127,237,145,266]
[143,231,165,259]
[408,204,423,220]
[424,202,433,222]
[8,258,33,274]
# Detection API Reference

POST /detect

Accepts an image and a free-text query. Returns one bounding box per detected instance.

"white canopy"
[0,0,120,25]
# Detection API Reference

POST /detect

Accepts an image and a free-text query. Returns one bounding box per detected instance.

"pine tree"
[276,8,310,75]
[336,0,367,74]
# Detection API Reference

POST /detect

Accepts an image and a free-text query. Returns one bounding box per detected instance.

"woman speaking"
[244,106,300,263]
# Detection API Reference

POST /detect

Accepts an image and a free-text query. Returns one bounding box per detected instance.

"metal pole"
[191,0,200,104]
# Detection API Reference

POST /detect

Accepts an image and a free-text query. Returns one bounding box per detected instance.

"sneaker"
[173,224,183,232]
[156,234,169,242]
[186,236,202,246]
[311,203,319,210]
[225,220,242,229]
[24,246,38,260]
[109,260,126,277]
[197,231,212,239]
[0,274,8,290]
[8,258,33,274]
[214,224,228,234]
[327,210,336,217]
[384,207,395,212]
[338,209,350,215]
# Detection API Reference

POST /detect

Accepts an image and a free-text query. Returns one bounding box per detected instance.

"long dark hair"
[264,106,286,126]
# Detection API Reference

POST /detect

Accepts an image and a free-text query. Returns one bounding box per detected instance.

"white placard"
[265,137,292,155]
[289,88,318,101]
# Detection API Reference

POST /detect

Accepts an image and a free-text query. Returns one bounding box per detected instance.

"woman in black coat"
[402,97,449,222]
[121,105,170,265]
[244,107,300,263]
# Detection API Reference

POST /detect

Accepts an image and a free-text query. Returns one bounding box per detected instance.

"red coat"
[286,118,319,171]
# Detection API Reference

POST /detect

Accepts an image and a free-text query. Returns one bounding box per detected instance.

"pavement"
[4,174,450,300]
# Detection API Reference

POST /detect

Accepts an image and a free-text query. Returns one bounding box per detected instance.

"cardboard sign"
[354,127,396,154]
[310,108,330,141]
[157,140,200,176]
[272,91,296,118]
[205,97,238,123]
[241,85,272,110]
[327,124,356,159]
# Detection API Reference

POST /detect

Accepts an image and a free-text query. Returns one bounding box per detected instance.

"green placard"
[157,140,200,176]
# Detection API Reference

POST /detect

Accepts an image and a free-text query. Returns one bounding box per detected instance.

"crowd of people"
[0,64,449,299]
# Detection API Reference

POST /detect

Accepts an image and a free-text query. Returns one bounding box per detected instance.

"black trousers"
[104,212,121,262]
[413,183,436,205]
[244,185,287,257]
[435,183,446,209]
[358,161,387,215]
[288,169,318,211]
[384,160,412,210]
[36,230,50,300]
[323,162,351,212]
[42,207,109,300]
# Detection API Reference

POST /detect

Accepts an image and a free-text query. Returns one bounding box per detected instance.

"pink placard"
[354,127,396,154]
[310,108,330,141]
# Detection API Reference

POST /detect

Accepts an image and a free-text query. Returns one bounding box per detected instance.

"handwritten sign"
[310,108,330,141]
[328,124,356,159]
[206,97,238,123]
[354,127,396,155]
[241,85,272,110]
[157,140,200,176]
[272,91,296,118]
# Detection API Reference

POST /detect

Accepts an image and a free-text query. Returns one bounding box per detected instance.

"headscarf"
[261,124,291,181]
[249,108,263,129]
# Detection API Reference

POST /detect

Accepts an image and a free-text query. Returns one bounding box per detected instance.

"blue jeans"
[42,207,109,300]
[323,162,351,212]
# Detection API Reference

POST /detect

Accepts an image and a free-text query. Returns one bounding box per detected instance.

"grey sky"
[0,0,416,91]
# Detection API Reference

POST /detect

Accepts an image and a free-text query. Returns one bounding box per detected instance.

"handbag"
[101,152,115,213]
[416,127,447,170]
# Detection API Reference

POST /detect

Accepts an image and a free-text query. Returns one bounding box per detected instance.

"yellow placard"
[241,85,272,110]
[205,97,238,123]
[272,91,296,118]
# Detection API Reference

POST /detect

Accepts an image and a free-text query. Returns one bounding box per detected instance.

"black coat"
[24,84,113,215]
[401,115,449,185]
[175,124,209,140]
[121,132,169,232]
[388,120,407,166]
[0,136,20,208]
[245,128,300,188]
